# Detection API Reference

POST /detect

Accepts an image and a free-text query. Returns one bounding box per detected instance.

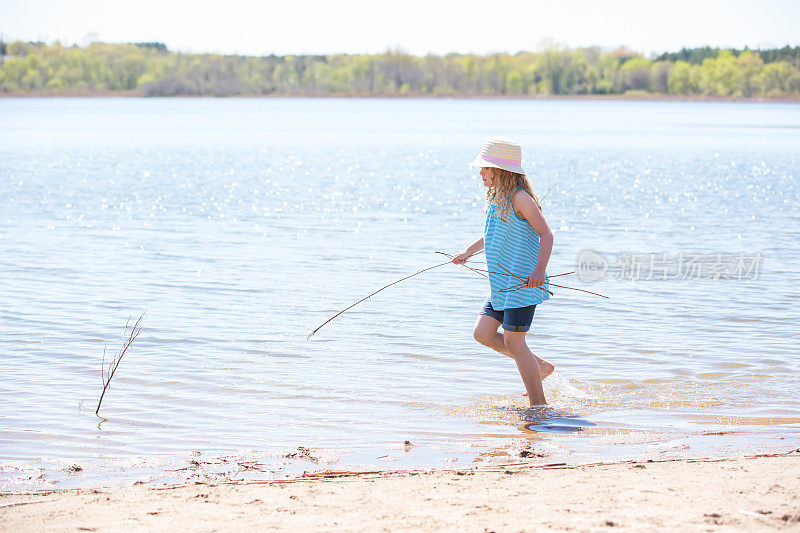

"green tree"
[668,60,691,94]
[620,57,653,92]
[758,61,800,95]
[2,40,799,97]
[736,50,763,97]
[538,45,574,95]
[698,50,737,95]
[506,70,524,94]
[650,61,673,93]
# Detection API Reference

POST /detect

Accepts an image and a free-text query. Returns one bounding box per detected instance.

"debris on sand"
[284,447,320,464]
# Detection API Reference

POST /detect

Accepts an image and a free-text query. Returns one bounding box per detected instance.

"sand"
[2,451,799,531]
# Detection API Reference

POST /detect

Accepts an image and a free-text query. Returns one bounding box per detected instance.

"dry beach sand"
[2,450,799,531]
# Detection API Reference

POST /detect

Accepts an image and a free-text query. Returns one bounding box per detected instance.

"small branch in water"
[96,311,146,416]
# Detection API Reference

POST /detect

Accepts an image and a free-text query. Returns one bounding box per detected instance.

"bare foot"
[537,359,555,379]
[523,359,555,396]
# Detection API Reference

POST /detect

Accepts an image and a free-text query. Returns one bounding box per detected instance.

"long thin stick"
[457,263,575,280]
[437,252,571,283]
[307,250,607,339]
[501,280,609,299]
[496,263,554,295]
[540,184,556,202]
[435,251,488,278]
[306,260,453,339]
[435,250,485,261]
[546,282,610,299]
[437,251,592,297]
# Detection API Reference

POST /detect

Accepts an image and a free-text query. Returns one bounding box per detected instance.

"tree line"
[1,40,798,98]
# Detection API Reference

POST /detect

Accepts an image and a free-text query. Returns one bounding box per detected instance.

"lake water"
[1,97,799,490]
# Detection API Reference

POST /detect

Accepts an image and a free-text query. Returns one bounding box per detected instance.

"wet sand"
[2,451,799,531]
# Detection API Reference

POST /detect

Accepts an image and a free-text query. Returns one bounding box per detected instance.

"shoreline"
[1,91,799,103]
[3,450,799,531]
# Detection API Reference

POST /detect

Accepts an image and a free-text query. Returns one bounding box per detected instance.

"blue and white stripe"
[483,195,551,310]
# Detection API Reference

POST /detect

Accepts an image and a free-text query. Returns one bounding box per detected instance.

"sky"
[2,0,798,57]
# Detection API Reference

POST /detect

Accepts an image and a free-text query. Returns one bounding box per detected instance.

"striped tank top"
[483,190,551,310]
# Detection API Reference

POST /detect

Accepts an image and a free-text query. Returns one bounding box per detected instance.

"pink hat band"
[482,155,521,166]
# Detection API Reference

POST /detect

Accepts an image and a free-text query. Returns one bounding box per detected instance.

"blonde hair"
[485,168,542,221]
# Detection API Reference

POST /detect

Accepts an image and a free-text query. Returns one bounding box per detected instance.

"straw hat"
[468,137,526,175]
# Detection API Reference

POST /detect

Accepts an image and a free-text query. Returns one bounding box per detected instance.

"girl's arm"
[513,190,553,288]
[452,236,484,264]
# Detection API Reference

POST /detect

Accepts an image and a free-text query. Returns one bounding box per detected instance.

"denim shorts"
[481,299,537,332]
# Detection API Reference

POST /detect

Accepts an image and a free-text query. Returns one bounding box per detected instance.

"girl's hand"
[452,251,472,264]
[527,268,546,288]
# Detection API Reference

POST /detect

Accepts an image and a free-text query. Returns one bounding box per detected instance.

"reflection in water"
[491,404,595,434]
[520,408,595,434]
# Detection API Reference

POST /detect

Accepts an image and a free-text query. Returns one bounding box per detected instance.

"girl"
[452,137,554,406]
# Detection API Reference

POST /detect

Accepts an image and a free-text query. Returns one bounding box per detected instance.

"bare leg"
[473,315,554,378]
[503,330,546,406]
